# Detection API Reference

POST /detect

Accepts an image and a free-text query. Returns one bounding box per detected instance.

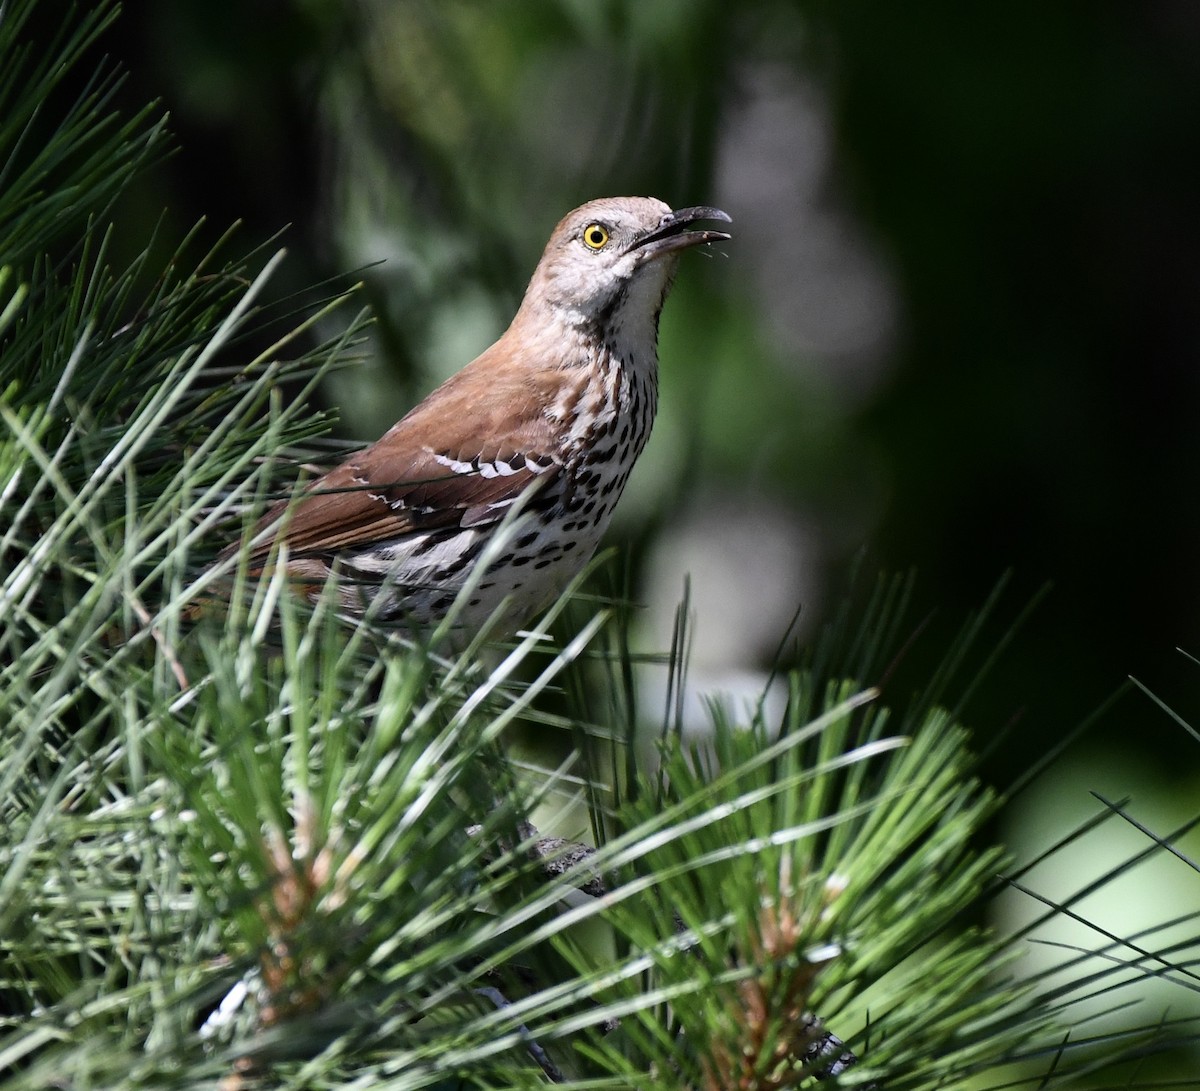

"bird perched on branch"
[227,197,731,633]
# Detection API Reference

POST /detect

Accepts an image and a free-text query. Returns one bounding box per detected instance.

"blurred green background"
[55,0,1200,757]
[33,0,1200,979]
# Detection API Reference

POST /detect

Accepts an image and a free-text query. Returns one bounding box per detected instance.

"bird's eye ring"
[582,223,610,250]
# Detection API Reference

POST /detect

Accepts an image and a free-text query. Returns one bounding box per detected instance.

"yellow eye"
[582,222,610,250]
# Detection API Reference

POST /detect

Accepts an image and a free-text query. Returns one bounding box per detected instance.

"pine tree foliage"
[1,2,1195,1087]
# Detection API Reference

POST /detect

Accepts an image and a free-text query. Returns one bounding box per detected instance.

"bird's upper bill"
[625,205,732,262]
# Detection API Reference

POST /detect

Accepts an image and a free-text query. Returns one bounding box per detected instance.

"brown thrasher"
[228,197,731,632]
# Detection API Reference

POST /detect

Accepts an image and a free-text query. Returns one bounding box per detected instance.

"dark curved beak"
[627,205,732,260]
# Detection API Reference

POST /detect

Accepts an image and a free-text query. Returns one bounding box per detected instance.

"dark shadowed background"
[31,0,1200,1041]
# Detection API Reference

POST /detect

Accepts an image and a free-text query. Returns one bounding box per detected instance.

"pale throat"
[598,259,676,379]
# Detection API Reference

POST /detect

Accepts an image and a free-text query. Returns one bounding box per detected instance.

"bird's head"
[517,196,731,343]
